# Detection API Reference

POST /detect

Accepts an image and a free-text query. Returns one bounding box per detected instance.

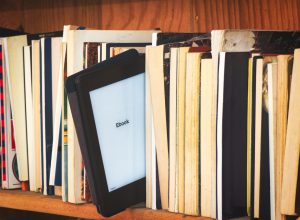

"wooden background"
[0,0,299,33]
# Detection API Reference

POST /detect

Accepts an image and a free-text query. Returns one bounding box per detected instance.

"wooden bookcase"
[0,0,299,219]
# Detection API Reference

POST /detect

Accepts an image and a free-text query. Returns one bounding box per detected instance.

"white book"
[168,47,178,212]
[40,38,47,195]
[49,37,63,186]
[1,41,21,189]
[267,63,278,220]
[216,52,226,220]
[66,29,158,204]
[200,58,215,218]
[254,58,264,218]
[23,45,36,191]
[2,36,29,181]
[31,40,42,192]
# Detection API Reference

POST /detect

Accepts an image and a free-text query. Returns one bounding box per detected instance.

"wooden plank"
[0,190,102,219]
[0,0,23,31]
[22,0,102,33]
[0,190,212,220]
[193,0,300,31]
[100,0,195,32]
[109,208,212,220]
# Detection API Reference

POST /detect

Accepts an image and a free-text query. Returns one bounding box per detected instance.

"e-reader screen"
[89,73,145,192]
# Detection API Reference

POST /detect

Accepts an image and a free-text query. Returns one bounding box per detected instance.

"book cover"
[217,52,249,219]
[1,44,21,189]
[31,40,42,193]
[23,45,35,191]
[281,49,300,215]
[250,56,262,220]
[40,38,54,195]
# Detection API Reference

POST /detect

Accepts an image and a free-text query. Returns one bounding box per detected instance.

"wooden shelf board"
[0,189,101,219]
[0,189,212,219]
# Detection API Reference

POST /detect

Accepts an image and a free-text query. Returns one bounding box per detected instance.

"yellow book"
[184,52,202,215]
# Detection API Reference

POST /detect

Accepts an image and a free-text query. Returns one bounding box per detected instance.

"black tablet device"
[66,50,146,217]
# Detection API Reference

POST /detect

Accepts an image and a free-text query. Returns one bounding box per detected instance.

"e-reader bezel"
[74,54,146,217]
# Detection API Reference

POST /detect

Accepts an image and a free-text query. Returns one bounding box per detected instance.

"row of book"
[0,26,157,203]
[145,30,300,220]
[0,25,299,220]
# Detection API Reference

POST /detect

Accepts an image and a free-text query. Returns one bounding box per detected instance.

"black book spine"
[222,52,249,219]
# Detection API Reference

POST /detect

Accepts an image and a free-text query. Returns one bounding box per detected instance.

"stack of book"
[146,30,300,220]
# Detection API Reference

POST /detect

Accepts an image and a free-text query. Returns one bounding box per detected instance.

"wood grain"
[0,0,299,33]
[193,0,300,31]
[0,189,101,219]
[101,0,195,31]
[0,190,212,220]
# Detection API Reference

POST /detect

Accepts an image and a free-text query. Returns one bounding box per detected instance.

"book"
[168,47,178,212]
[259,56,277,220]
[281,49,300,215]
[176,47,189,214]
[2,35,29,183]
[247,57,253,216]
[0,42,20,189]
[267,62,278,220]
[253,57,263,218]
[184,52,202,216]
[200,57,215,218]
[50,37,63,196]
[145,45,155,209]
[217,52,249,219]
[275,55,293,220]
[31,40,42,192]
[23,45,35,191]
[61,42,68,202]
[146,45,169,210]
[40,37,54,195]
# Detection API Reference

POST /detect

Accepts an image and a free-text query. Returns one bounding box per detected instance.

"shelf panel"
[0,189,212,219]
[1,0,300,33]
[0,189,101,219]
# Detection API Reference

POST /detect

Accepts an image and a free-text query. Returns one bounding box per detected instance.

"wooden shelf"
[0,190,212,219]
[0,189,100,219]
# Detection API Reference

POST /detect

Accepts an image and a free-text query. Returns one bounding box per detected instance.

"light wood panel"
[0,0,299,33]
[101,0,195,31]
[22,0,102,33]
[0,189,101,219]
[0,190,212,220]
[193,0,300,31]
